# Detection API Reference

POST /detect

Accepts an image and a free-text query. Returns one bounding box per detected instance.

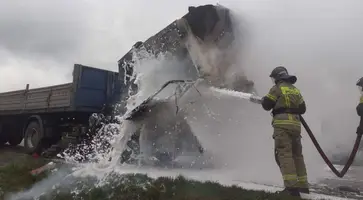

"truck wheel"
[24,121,43,154]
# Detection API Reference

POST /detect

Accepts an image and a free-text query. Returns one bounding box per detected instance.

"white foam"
[98,165,357,200]
[209,86,253,100]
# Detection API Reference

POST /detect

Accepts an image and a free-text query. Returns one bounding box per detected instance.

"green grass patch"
[35,173,303,200]
[0,154,319,200]
[0,153,48,199]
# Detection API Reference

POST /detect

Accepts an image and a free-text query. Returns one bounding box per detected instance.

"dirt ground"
[314,166,363,198]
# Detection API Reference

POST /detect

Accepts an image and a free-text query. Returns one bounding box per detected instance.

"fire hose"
[124,83,362,178]
[300,115,362,178]
[210,87,362,178]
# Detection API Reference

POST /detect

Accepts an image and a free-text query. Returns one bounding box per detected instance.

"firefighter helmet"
[269,66,297,84]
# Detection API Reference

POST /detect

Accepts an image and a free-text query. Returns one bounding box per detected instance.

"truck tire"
[24,121,43,154]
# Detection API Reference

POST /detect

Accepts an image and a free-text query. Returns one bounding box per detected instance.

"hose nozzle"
[249,95,263,104]
[209,86,262,104]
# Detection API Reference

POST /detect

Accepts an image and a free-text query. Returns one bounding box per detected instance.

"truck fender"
[23,115,44,138]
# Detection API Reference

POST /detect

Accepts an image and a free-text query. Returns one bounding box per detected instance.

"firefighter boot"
[276,187,301,197]
[299,188,310,194]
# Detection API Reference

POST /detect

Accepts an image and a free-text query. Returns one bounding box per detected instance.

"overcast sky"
[1,0,362,92]
[0,0,215,91]
[0,0,362,109]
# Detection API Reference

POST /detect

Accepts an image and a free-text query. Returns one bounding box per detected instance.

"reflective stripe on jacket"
[264,82,305,129]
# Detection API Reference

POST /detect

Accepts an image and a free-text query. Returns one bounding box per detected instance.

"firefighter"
[252,66,309,197]
[356,77,363,135]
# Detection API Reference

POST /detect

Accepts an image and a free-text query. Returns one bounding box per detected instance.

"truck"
[116,4,256,165]
[0,64,122,155]
[0,4,254,165]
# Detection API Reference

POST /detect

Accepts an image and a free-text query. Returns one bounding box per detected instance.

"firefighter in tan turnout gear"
[258,66,309,197]
[356,77,363,136]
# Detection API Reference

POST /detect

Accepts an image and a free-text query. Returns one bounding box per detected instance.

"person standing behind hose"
[251,66,309,197]
[356,77,363,136]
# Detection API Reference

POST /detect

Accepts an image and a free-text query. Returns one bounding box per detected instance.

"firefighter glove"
[250,95,262,104]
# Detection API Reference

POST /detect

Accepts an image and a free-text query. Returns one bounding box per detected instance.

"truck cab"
[115,4,237,166]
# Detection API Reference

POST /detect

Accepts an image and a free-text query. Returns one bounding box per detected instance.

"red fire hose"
[300,115,362,178]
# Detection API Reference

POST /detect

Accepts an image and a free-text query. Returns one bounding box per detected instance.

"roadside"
[1,146,361,200]
[0,147,48,199]
[0,147,304,200]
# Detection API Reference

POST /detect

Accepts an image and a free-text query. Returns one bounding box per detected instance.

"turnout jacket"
[261,81,306,131]
[356,95,363,134]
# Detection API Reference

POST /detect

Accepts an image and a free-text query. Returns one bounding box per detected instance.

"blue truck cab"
[72,64,123,114]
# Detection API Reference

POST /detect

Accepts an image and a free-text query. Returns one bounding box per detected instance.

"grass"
[0,153,48,199]
[35,173,303,200]
[0,154,314,200]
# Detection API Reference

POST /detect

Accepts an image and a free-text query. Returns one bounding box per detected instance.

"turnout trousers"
[273,127,309,189]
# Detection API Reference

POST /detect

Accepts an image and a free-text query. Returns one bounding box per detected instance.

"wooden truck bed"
[0,64,121,116]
